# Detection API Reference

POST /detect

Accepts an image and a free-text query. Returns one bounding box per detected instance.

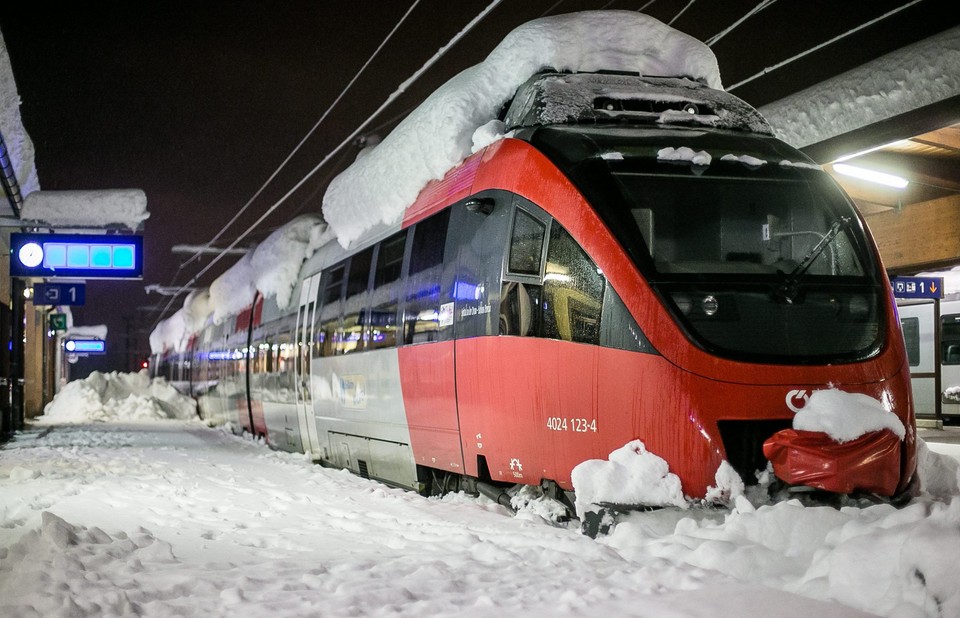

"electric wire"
[180,0,422,271]
[150,0,504,331]
[727,0,925,92]
[705,0,777,47]
[667,0,696,26]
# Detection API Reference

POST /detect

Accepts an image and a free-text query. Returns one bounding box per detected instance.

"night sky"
[1,0,957,373]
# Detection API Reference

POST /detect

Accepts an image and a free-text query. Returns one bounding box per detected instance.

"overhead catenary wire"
[726,0,925,92]
[705,0,777,47]
[180,0,422,271]
[667,0,696,26]
[150,0,505,331]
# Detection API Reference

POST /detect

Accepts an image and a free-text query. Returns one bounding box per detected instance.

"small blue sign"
[64,338,106,354]
[892,276,944,299]
[33,283,86,306]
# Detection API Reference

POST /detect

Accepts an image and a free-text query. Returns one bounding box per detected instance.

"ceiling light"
[833,163,908,189]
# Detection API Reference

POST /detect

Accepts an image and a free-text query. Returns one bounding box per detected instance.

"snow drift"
[41,371,197,423]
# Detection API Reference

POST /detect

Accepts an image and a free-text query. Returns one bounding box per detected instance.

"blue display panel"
[9,233,143,279]
[64,339,106,354]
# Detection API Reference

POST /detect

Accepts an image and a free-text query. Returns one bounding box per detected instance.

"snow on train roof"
[321,10,722,249]
[151,11,720,354]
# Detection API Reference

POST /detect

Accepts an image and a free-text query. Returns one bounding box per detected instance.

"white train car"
[897,294,960,423]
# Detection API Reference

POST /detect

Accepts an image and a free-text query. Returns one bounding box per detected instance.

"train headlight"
[702,295,719,316]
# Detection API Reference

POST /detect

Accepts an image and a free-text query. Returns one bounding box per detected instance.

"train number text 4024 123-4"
[546,417,597,433]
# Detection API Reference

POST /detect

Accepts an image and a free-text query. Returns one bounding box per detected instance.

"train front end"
[508,72,917,500]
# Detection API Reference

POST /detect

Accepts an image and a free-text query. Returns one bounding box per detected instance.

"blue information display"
[64,339,106,354]
[891,276,944,299]
[33,283,86,306]
[9,233,143,279]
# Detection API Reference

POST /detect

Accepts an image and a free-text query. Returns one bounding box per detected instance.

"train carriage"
[155,71,918,506]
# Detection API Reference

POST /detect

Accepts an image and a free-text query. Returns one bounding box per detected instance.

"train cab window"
[341,247,374,354]
[542,223,604,344]
[318,264,345,357]
[942,315,960,365]
[900,317,920,367]
[368,230,407,350]
[404,209,450,344]
[508,208,546,276]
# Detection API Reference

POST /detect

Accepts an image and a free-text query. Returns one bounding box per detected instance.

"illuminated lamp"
[833,163,908,189]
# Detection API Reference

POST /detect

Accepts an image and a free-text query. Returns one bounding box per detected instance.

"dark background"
[1,0,957,374]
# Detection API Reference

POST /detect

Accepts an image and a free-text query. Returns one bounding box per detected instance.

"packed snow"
[40,370,196,423]
[322,11,721,248]
[792,389,906,443]
[1,375,959,616]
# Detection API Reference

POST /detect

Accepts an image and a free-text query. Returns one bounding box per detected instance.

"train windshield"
[529,126,886,364]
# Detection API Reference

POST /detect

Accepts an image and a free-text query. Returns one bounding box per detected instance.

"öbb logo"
[786,389,810,413]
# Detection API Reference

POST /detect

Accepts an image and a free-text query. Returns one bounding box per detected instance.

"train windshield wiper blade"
[776,216,851,302]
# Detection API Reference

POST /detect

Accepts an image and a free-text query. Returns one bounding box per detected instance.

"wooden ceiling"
[824,123,960,274]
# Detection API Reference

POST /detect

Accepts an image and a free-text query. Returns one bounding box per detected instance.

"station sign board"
[64,338,106,354]
[32,283,86,306]
[891,276,944,300]
[9,233,143,279]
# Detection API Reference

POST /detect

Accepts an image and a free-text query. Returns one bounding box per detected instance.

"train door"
[941,303,960,421]
[453,194,600,487]
[295,273,323,456]
[897,300,938,420]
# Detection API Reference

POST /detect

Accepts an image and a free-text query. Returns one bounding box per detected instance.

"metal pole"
[10,278,25,430]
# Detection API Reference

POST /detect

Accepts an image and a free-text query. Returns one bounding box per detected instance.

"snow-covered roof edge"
[0,31,40,200]
[322,11,721,248]
[758,26,960,150]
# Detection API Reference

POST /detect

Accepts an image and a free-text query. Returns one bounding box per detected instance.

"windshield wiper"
[775,216,851,303]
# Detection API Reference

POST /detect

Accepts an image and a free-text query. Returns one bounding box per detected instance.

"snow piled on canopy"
[0,32,40,198]
[759,26,960,151]
[20,189,149,230]
[322,10,722,247]
[150,215,329,354]
[64,324,107,341]
[40,371,196,423]
[793,389,906,443]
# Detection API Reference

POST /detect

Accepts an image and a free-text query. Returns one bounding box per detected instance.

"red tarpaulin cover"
[762,428,901,495]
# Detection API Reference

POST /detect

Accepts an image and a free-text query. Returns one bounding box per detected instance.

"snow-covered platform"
[2,416,959,616]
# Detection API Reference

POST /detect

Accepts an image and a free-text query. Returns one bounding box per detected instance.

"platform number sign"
[891,276,944,300]
[33,283,86,306]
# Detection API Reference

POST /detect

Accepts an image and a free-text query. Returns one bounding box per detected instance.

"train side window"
[341,247,374,354]
[508,208,546,276]
[942,314,960,365]
[368,230,407,350]
[318,264,345,357]
[404,209,450,344]
[542,223,604,344]
[900,317,920,367]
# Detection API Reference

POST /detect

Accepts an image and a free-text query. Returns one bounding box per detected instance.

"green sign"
[50,313,67,331]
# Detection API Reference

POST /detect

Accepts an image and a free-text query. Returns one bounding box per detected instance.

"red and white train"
[153,72,918,508]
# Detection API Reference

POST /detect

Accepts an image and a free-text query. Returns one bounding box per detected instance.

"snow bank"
[322,10,721,247]
[41,371,196,423]
[571,440,688,517]
[20,189,149,230]
[792,389,905,443]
